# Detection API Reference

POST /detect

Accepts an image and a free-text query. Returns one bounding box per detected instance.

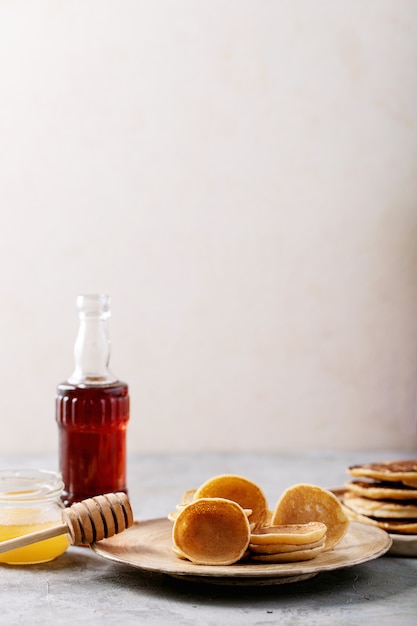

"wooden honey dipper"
[0,492,134,554]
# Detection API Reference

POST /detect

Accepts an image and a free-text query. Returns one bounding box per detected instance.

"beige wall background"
[0,0,416,455]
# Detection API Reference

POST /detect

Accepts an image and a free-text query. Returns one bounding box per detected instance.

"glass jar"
[0,469,70,564]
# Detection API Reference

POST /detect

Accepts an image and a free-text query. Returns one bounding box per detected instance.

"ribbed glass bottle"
[55,295,129,506]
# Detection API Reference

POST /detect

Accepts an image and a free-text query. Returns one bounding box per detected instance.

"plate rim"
[91,517,392,583]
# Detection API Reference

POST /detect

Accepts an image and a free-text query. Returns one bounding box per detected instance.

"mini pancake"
[344,480,417,501]
[172,497,250,566]
[340,497,417,534]
[168,505,253,524]
[342,492,417,519]
[249,543,325,563]
[249,521,327,546]
[193,474,268,529]
[180,489,196,505]
[347,460,417,488]
[371,519,417,534]
[272,484,349,550]
[339,496,382,525]
[249,536,325,555]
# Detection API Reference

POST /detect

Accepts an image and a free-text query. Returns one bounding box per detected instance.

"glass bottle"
[0,469,69,564]
[55,294,129,506]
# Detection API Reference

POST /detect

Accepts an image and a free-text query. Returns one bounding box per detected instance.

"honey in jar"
[0,469,70,565]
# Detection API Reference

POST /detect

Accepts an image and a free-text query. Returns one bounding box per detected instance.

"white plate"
[91,518,392,586]
[389,534,417,557]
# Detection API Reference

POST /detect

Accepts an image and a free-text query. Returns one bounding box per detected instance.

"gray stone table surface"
[0,450,416,625]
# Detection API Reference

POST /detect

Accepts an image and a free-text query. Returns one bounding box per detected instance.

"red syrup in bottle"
[55,295,129,506]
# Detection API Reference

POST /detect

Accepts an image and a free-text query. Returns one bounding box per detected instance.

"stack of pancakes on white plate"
[339,460,417,535]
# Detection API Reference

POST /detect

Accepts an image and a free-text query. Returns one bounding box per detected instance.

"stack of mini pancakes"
[339,460,417,534]
[169,474,349,565]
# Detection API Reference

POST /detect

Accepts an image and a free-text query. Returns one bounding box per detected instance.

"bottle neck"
[68,295,117,386]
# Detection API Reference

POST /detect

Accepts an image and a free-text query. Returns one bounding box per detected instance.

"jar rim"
[0,469,64,502]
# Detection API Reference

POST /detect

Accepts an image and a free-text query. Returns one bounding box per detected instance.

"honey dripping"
[56,295,129,506]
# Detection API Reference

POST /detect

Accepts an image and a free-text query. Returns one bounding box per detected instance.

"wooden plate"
[91,518,392,586]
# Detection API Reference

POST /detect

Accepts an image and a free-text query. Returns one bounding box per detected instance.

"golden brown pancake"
[348,460,417,488]
[340,495,417,534]
[249,543,325,563]
[180,488,196,504]
[249,521,327,546]
[193,474,268,530]
[272,484,349,550]
[249,537,326,555]
[172,497,251,565]
[343,492,417,519]
[344,480,417,501]
[370,519,417,534]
